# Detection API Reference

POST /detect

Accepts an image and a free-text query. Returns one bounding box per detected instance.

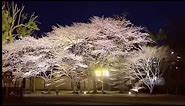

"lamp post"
[176,55,181,95]
[95,67,109,94]
[171,51,181,95]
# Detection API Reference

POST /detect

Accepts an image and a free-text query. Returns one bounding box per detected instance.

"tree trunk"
[119,83,122,93]
[73,79,76,93]
[55,87,59,95]
[87,78,91,93]
[84,80,86,90]
[29,77,32,92]
[72,73,77,94]
[149,87,154,94]
[101,76,105,94]
[31,77,35,93]
[87,71,91,93]
[93,76,97,93]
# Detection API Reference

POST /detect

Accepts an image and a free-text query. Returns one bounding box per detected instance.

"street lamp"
[95,67,109,94]
[171,51,174,55]
[171,51,181,95]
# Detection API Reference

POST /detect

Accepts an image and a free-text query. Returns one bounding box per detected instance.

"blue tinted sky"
[17,1,185,34]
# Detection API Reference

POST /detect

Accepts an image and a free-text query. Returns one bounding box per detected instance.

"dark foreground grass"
[3,92,185,105]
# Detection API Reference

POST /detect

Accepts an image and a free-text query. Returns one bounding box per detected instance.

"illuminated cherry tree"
[125,46,173,93]
[3,16,154,92]
[48,16,154,92]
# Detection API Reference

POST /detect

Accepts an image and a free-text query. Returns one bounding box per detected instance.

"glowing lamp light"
[95,67,109,77]
[84,91,87,94]
[128,91,132,95]
[95,70,102,77]
[104,71,109,77]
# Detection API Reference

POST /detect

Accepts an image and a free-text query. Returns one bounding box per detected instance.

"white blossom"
[3,16,154,90]
[125,46,172,93]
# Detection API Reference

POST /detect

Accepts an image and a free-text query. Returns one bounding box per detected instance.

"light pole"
[176,55,181,95]
[171,51,181,95]
[95,67,109,94]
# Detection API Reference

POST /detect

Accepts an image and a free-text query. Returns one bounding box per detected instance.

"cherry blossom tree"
[106,54,135,93]
[124,46,173,93]
[3,16,154,92]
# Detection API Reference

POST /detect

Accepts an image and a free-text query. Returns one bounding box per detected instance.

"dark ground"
[3,92,185,105]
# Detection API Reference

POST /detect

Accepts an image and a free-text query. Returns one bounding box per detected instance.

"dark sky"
[17,1,185,35]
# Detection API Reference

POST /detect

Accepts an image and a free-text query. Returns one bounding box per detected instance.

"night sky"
[17,1,185,35]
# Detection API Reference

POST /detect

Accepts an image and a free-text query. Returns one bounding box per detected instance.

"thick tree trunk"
[73,79,76,93]
[33,77,35,93]
[119,83,123,93]
[84,80,86,90]
[87,71,91,93]
[87,77,91,93]
[31,77,35,93]
[72,74,77,94]
[93,76,97,93]
[149,87,154,94]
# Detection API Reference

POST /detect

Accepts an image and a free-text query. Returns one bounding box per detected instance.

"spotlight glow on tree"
[94,67,109,93]
[95,67,109,77]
